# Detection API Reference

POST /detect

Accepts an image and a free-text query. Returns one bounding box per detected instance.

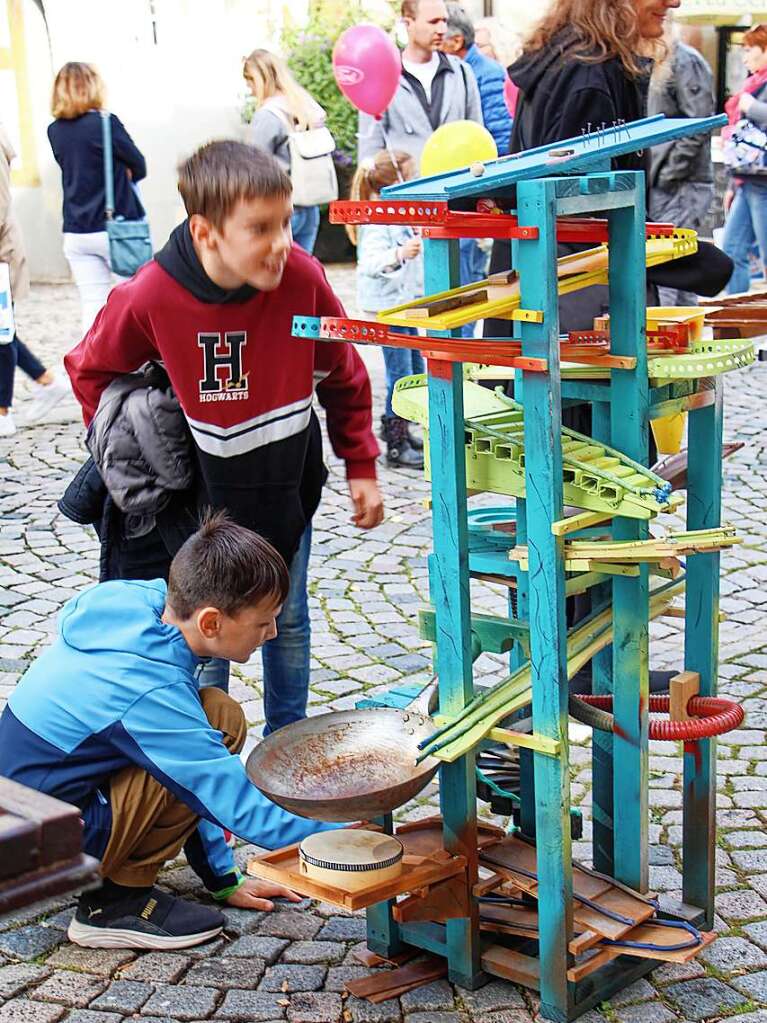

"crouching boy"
[0,513,335,950]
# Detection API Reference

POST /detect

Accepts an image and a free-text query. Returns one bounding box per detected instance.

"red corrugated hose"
[573,694,744,740]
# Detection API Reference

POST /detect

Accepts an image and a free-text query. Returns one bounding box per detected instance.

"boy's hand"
[226,878,302,911]
[349,478,384,529]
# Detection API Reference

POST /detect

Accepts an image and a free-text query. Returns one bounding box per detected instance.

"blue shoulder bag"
[101,112,153,277]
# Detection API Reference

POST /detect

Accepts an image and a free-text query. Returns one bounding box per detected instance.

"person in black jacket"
[486,0,732,337]
[48,63,147,332]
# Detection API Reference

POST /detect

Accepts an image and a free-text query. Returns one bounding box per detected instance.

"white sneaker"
[0,411,16,437]
[23,377,71,424]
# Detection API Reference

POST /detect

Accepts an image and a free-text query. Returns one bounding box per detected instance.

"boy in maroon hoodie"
[65,140,382,731]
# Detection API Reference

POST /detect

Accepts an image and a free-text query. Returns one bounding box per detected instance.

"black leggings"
[0,334,46,407]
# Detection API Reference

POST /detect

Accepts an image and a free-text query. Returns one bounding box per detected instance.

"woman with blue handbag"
[48,63,150,332]
[722,25,767,294]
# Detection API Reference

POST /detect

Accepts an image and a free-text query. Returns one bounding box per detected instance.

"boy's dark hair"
[177,140,291,230]
[167,511,289,620]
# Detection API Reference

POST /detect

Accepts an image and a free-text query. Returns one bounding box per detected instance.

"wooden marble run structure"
[279,115,754,1019]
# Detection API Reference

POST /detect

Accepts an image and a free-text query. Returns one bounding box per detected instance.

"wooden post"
[683,380,722,926]
[590,401,615,876]
[517,177,572,1022]
[607,184,650,895]
[423,236,483,989]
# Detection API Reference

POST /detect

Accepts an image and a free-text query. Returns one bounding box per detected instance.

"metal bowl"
[245,707,440,822]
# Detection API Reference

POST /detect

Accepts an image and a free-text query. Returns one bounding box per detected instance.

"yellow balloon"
[420,120,498,177]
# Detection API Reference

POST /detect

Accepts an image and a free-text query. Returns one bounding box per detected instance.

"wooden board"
[480,837,655,941]
[599,923,717,964]
[247,841,466,912]
[345,956,447,1002]
[396,817,504,859]
[482,944,540,990]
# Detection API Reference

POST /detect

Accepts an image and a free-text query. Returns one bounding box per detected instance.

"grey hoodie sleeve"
[462,62,483,125]
[246,109,289,159]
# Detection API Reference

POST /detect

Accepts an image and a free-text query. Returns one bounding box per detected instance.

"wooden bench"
[0,777,100,914]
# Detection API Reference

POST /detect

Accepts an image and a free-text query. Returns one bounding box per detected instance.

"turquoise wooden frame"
[363,166,721,1020]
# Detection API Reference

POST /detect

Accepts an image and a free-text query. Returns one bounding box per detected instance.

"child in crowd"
[64,141,382,729]
[348,150,424,470]
[0,514,334,949]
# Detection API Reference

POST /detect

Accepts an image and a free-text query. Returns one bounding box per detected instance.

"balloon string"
[381,125,404,183]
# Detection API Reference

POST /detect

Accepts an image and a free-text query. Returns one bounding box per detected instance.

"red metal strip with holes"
[328,201,675,242]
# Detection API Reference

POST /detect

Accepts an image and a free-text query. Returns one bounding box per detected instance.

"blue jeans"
[722,181,767,294]
[196,526,312,736]
[381,328,423,417]
[459,237,487,338]
[0,334,46,407]
[291,206,321,254]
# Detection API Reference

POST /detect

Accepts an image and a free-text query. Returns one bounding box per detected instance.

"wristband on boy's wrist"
[211,869,246,901]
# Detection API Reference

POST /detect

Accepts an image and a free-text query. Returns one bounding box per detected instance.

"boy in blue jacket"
[0,513,333,949]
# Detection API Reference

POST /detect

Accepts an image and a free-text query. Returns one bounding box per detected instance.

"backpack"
[284,118,339,207]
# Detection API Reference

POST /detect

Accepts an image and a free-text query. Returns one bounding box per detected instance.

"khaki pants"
[100,688,246,886]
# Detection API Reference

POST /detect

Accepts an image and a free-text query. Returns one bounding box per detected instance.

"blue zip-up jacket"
[464,44,512,157]
[0,579,332,896]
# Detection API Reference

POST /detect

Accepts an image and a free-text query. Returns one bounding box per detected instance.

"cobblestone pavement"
[1,275,766,1023]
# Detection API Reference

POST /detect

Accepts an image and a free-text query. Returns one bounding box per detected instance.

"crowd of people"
[0,0,759,954]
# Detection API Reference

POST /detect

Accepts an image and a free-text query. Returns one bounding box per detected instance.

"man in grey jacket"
[357,0,482,167]
[648,31,715,305]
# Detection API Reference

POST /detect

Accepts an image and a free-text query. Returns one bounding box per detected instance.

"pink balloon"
[333,24,400,120]
[503,75,518,118]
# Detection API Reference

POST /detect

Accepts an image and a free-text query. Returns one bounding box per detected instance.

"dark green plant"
[282,16,358,163]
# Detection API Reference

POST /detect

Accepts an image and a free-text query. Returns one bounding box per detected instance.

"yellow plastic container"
[646,306,705,342]
[651,412,686,455]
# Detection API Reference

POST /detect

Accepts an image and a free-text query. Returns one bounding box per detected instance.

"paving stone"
[286,991,343,1022]
[223,935,290,963]
[473,1014,532,1023]
[733,851,767,873]
[665,977,746,1019]
[281,941,345,965]
[323,965,376,992]
[0,924,64,961]
[745,921,767,950]
[316,916,368,942]
[119,951,192,983]
[141,982,220,1019]
[89,979,154,1014]
[405,1014,467,1023]
[30,971,108,1007]
[63,1012,127,1023]
[700,936,767,972]
[716,889,767,920]
[257,913,323,941]
[46,946,137,974]
[0,999,67,1023]
[732,970,767,1002]
[614,1005,677,1023]
[721,1013,767,1023]
[183,956,265,989]
[608,979,657,1006]
[215,989,287,1020]
[399,979,455,1012]
[259,965,327,992]
[220,906,269,936]
[0,962,52,999]
[39,908,75,931]
[344,995,402,1022]
[458,980,526,1013]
